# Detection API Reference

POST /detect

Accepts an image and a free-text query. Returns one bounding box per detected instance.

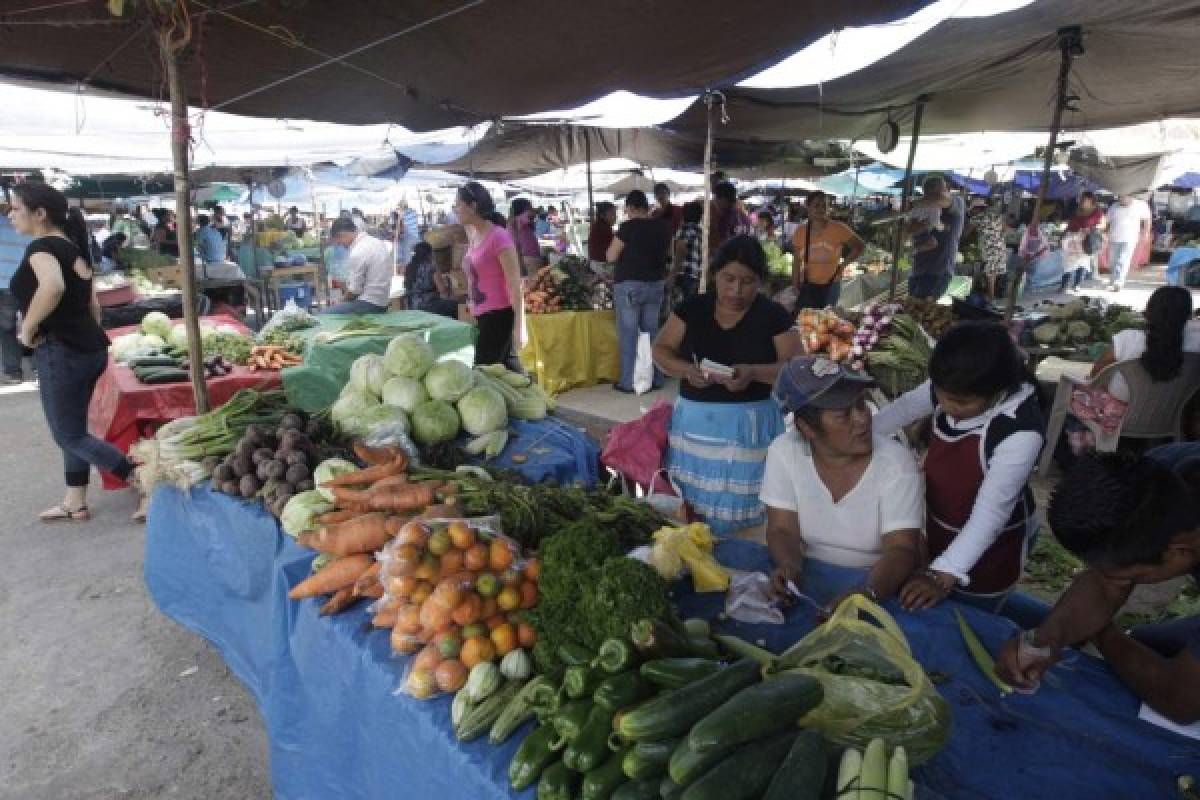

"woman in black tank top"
[9,183,135,523]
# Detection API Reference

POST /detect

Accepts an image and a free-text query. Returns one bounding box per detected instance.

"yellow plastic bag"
[774,594,951,764]
[650,523,729,592]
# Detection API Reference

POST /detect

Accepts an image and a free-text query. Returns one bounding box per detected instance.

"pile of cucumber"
[125,352,236,384]
[505,620,839,800]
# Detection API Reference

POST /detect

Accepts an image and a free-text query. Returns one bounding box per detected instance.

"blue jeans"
[908,271,952,300]
[614,280,665,390]
[322,299,388,315]
[0,290,22,379]
[34,340,133,487]
[1108,240,1135,287]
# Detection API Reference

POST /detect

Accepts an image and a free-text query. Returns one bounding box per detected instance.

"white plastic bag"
[633,332,654,394]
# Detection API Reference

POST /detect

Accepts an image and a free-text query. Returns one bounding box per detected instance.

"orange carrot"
[359,582,384,599]
[288,553,372,600]
[419,500,462,519]
[352,561,382,596]
[330,486,373,512]
[320,456,408,488]
[319,586,358,616]
[353,441,401,467]
[372,608,398,628]
[371,474,410,491]
[298,512,390,556]
[367,482,437,513]
[316,509,360,525]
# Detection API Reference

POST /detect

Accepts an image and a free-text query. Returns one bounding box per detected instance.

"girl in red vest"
[873,322,1045,613]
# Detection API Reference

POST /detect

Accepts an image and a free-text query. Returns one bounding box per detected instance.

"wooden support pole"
[697,92,717,294]
[160,24,208,412]
[1007,26,1083,321]
[888,96,928,300]
[584,133,594,221]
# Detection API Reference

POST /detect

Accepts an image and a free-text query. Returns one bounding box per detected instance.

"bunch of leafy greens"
[529,520,674,677]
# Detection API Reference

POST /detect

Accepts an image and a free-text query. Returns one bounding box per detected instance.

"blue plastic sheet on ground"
[145,488,1200,800]
[486,418,600,487]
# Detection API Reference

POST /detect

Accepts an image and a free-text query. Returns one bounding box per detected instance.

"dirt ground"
[0,386,269,800]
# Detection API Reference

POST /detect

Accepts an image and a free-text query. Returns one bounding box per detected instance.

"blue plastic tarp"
[144,488,1200,800]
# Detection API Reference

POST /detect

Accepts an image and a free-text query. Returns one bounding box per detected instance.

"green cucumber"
[126,356,183,368]
[538,759,576,800]
[762,729,827,800]
[679,730,799,800]
[668,736,738,787]
[660,776,685,800]
[686,673,823,754]
[621,737,679,781]
[611,779,661,800]
[639,658,723,690]
[617,659,760,742]
[581,747,632,800]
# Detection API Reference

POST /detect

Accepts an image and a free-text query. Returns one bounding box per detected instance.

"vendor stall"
[520,310,620,395]
[144,486,1199,800]
[89,314,282,489]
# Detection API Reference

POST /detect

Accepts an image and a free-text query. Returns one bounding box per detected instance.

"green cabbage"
[384,334,434,378]
[349,353,388,397]
[381,375,428,413]
[331,387,381,437]
[140,333,166,349]
[168,324,189,349]
[312,458,358,502]
[423,360,475,403]
[457,385,507,435]
[360,404,410,436]
[280,490,333,537]
[410,399,460,445]
[140,310,172,340]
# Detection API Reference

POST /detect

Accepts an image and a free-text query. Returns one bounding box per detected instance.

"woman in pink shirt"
[456,182,524,365]
[508,197,543,276]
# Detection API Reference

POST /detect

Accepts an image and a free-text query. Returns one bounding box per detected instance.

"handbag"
[600,400,674,493]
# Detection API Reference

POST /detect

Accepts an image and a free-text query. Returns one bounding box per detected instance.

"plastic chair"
[1039,352,1200,475]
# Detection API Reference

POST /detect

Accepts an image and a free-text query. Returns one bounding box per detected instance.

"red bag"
[601,401,675,494]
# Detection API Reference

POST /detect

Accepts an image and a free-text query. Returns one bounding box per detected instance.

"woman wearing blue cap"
[652,235,801,534]
[761,356,924,604]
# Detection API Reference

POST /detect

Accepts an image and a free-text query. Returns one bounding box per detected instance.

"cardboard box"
[145,264,185,289]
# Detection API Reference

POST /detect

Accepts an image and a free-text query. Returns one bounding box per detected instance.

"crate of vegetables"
[796,309,857,362]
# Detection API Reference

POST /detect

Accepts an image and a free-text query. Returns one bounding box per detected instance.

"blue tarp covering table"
[145,488,1200,800]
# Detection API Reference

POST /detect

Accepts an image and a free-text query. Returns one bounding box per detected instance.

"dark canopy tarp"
[430,124,846,181]
[0,1,925,132]
[665,0,1200,142]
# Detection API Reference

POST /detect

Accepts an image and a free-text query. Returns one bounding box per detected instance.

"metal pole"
[305,169,328,307]
[160,24,209,412]
[584,133,594,221]
[1007,26,1082,321]
[888,96,928,300]
[698,92,717,294]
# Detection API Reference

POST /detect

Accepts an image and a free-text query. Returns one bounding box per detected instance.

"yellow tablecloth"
[520,309,620,395]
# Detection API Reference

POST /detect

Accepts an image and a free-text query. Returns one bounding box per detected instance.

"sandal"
[39,505,91,523]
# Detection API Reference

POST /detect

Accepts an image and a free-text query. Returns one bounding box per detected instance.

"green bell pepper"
[552,698,593,743]
[537,760,577,800]
[568,704,617,774]
[593,638,638,674]
[594,671,654,713]
[509,724,563,791]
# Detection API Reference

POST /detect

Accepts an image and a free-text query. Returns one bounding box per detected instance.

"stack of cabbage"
[1029,298,1144,348]
[109,311,245,363]
[330,334,555,459]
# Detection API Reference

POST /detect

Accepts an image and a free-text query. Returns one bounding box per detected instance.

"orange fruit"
[406,666,437,699]
[488,539,514,571]
[460,636,496,669]
[484,614,507,631]
[414,555,440,582]
[518,581,538,609]
[448,520,476,550]
[410,580,433,606]
[474,572,500,598]
[427,528,452,556]
[414,643,443,672]
[523,558,541,582]
[397,521,430,549]
[391,544,421,576]
[434,659,468,693]
[435,629,462,659]
[517,622,537,648]
[396,604,422,635]
[451,593,482,626]
[440,549,465,575]
[430,579,464,611]
[391,629,422,654]
[464,543,489,572]
[389,574,418,599]
[490,623,517,656]
[499,568,522,587]
[419,599,453,632]
[496,586,521,612]
[480,597,498,619]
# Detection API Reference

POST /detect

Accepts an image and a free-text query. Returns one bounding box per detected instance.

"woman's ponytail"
[1140,286,1192,382]
[65,207,94,267]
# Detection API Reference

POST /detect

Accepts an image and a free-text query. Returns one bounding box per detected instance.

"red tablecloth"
[88,315,282,489]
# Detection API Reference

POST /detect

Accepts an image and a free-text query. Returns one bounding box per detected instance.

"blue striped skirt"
[665,396,784,535]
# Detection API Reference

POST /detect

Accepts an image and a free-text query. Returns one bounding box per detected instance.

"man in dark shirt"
[606,190,671,393]
[652,182,682,236]
[996,445,1200,724]
[588,202,616,263]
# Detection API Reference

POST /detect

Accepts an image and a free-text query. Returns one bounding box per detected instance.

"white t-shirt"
[345,232,394,308]
[1108,320,1200,401]
[1106,200,1151,244]
[759,433,925,569]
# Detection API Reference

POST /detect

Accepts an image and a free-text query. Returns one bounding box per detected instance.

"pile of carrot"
[287,442,460,615]
[249,345,304,371]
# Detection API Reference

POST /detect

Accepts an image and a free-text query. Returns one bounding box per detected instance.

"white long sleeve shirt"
[873,380,1043,586]
[344,232,393,308]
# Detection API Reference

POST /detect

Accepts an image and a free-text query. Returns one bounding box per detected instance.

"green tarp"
[282,312,476,413]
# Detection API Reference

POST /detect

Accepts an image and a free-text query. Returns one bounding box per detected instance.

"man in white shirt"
[1105,193,1152,291]
[323,217,393,314]
[761,356,924,609]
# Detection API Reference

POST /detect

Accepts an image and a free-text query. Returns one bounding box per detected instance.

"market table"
[145,486,1200,800]
[282,311,476,413]
[519,310,620,395]
[88,314,282,489]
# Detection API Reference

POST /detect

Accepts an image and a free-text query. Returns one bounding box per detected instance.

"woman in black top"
[9,183,136,522]
[652,235,801,534]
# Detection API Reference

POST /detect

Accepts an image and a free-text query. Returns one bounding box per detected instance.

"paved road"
[0,386,269,800]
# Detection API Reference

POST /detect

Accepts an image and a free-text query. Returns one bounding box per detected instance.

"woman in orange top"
[792,191,864,311]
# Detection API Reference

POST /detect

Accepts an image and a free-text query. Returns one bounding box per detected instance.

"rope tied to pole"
[697,90,728,295]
